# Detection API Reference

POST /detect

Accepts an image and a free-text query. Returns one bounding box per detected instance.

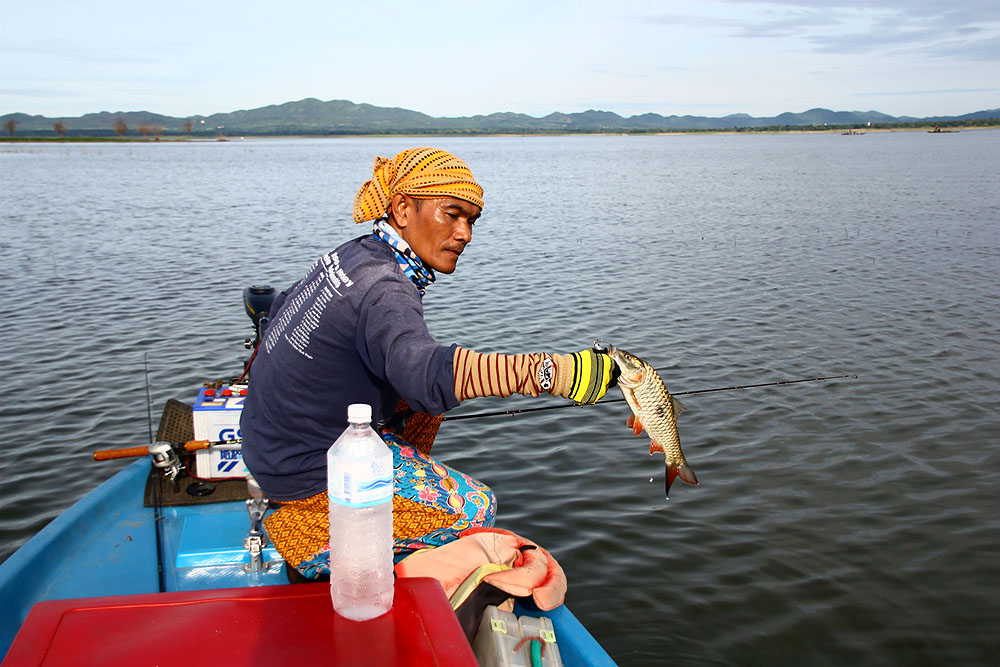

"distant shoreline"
[1,123,994,143]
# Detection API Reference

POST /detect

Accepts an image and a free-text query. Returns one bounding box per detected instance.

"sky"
[2,0,998,119]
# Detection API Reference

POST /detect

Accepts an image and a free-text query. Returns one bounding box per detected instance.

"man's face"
[395,196,482,274]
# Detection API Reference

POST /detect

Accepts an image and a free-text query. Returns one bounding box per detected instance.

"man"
[241,147,616,580]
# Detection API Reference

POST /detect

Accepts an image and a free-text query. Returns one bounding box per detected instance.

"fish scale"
[607,345,699,497]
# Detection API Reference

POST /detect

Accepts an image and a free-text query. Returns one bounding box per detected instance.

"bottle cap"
[347,403,372,424]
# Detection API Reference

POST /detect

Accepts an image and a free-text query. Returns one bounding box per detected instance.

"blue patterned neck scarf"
[372,219,435,296]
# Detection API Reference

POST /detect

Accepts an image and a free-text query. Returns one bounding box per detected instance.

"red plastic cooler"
[3,578,476,666]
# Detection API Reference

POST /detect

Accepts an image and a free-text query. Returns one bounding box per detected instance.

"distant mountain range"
[3,98,999,136]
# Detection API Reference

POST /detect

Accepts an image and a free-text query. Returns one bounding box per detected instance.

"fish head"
[606,344,647,388]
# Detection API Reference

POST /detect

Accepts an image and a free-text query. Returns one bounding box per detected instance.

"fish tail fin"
[677,462,699,486]
[665,462,699,498]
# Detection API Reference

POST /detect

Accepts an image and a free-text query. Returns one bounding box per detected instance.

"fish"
[606,344,699,497]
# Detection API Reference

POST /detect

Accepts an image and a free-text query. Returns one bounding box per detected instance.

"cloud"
[714,0,1000,23]
[0,38,184,66]
[0,89,77,98]
[809,27,1000,60]
[853,87,1000,96]
[916,34,1000,60]
[633,0,1000,58]
[633,8,838,35]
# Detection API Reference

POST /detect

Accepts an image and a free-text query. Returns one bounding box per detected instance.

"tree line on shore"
[3,113,998,140]
[2,117,199,139]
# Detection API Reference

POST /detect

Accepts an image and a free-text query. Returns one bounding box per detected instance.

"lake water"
[2,131,998,665]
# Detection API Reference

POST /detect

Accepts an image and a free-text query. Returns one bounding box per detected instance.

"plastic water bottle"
[327,403,394,620]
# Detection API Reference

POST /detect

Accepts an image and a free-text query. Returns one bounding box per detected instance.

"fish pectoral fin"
[630,391,645,413]
[627,414,645,436]
[624,390,645,435]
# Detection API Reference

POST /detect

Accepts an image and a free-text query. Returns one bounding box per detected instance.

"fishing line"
[442,374,857,422]
[142,351,166,593]
[144,353,154,444]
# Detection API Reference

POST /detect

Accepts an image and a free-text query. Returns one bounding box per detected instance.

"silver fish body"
[607,345,699,497]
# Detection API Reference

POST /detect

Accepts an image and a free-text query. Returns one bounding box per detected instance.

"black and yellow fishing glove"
[550,349,617,404]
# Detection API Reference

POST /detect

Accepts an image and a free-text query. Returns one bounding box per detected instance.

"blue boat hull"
[0,458,615,664]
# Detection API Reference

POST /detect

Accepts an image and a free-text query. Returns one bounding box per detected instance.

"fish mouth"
[604,344,643,386]
[606,344,631,364]
[605,344,625,367]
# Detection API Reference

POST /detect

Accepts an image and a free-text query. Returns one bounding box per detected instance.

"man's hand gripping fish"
[606,345,699,498]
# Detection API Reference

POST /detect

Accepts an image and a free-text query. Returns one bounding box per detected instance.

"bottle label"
[328,455,393,508]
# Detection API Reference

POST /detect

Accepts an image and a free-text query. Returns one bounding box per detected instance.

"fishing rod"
[442,374,857,422]
[93,438,242,461]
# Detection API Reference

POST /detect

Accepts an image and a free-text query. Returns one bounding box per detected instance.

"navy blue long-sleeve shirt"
[240,235,459,500]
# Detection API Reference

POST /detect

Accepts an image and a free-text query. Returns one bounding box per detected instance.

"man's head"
[385,193,480,274]
[353,147,484,273]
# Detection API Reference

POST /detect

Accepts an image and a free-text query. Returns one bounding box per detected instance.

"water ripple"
[2,133,999,664]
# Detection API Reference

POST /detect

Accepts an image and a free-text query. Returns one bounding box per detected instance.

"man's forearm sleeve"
[453,347,563,401]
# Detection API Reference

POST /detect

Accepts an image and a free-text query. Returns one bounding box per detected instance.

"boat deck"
[1,459,616,665]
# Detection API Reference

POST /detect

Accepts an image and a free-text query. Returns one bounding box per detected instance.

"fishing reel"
[149,441,182,490]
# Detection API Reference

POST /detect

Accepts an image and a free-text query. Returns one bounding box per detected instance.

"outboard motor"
[243,284,276,349]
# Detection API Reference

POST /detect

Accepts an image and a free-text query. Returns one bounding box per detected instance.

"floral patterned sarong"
[262,433,497,579]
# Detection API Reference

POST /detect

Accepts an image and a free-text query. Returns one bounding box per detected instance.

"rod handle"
[183,440,211,451]
[92,440,213,461]
[93,446,149,461]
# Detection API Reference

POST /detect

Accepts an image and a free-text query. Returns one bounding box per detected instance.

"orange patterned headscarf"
[352,147,484,223]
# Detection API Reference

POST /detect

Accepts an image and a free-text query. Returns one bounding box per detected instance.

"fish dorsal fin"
[672,396,687,417]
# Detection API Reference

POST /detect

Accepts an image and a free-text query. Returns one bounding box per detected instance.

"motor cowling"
[243,285,276,346]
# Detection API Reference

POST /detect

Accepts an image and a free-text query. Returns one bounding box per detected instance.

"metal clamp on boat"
[244,476,270,573]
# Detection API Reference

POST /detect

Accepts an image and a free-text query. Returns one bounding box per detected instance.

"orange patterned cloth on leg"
[263,433,496,580]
